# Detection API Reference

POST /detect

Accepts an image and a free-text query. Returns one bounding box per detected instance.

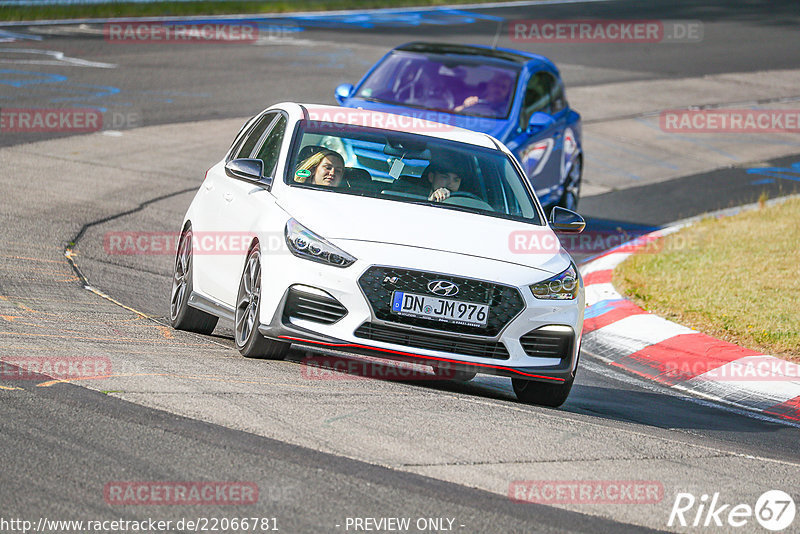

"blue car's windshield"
[355,51,520,120]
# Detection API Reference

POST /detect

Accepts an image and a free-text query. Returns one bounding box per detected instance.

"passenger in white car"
[295,149,345,187]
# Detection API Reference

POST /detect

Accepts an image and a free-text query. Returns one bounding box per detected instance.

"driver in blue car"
[424,161,463,202]
[453,72,513,117]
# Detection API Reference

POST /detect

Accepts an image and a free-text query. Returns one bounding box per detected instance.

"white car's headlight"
[530,263,580,300]
[285,219,356,268]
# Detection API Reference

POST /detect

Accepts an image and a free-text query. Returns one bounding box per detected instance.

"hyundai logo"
[428,280,459,297]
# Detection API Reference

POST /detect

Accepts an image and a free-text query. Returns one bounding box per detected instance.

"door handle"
[223,192,234,202]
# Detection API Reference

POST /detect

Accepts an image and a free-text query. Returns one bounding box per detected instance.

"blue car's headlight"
[530,263,580,300]
[285,219,356,268]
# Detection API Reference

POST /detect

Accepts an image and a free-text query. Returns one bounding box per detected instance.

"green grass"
[1,0,494,22]
[613,196,800,361]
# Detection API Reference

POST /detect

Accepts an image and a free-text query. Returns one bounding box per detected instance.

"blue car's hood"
[342,98,508,140]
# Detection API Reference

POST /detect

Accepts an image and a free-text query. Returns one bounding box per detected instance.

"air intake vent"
[519,329,573,359]
[283,286,347,325]
[354,322,509,360]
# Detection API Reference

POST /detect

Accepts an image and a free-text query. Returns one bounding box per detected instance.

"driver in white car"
[424,161,463,202]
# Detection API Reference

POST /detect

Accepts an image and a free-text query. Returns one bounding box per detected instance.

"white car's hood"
[276,188,571,275]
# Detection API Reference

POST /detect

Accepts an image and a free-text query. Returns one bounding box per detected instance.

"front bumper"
[257,255,583,383]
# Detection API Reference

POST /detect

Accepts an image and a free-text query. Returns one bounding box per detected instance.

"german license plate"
[390,291,488,327]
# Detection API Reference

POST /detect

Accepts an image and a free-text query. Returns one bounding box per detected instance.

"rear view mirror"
[549,206,585,234]
[335,83,354,104]
[225,158,264,182]
[527,111,555,133]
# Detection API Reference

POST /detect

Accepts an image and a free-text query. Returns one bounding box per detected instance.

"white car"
[170,103,586,407]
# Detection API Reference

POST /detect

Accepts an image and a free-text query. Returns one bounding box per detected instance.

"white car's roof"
[270,102,500,150]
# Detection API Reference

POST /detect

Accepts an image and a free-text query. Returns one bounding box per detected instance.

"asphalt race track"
[1,1,799,532]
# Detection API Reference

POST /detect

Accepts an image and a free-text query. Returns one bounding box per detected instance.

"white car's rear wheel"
[170,228,218,334]
[235,245,289,359]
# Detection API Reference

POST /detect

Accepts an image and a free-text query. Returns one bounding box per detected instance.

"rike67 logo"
[668,490,796,531]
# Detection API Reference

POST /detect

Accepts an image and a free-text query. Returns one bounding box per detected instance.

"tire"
[557,155,582,211]
[511,376,574,407]
[234,244,289,359]
[432,366,477,382]
[170,227,218,335]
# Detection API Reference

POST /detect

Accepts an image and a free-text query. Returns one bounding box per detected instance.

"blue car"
[335,42,583,211]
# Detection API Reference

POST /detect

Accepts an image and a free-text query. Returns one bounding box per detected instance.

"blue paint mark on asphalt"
[48,83,120,103]
[1,67,213,112]
[750,178,775,185]
[0,69,67,88]
[584,299,624,319]
[151,8,500,32]
[283,9,500,29]
[746,161,800,182]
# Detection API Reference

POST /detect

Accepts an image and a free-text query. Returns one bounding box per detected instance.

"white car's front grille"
[357,266,524,336]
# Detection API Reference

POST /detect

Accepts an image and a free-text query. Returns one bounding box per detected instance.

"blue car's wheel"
[558,156,582,211]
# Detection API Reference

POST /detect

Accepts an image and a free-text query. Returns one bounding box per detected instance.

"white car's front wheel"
[512,376,574,407]
[235,244,289,359]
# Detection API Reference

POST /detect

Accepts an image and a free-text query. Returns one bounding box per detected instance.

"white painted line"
[584,282,622,307]
[686,356,800,408]
[578,197,800,423]
[580,251,630,276]
[580,357,800,429]
[0,48,116,68]
[584,314,696,358]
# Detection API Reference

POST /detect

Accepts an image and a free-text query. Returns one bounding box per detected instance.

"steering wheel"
[424,85,455,109]
[447,191,483,201]
[464,102,499,116]
[442,192,495,211]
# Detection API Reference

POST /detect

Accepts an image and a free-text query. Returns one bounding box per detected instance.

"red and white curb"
[578,225,800,425]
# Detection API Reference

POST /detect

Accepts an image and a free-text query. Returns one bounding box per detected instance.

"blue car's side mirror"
[527,111,555,133]
[335,83,354,104]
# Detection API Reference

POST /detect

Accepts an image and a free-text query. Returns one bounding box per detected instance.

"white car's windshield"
[285,120,544,225]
